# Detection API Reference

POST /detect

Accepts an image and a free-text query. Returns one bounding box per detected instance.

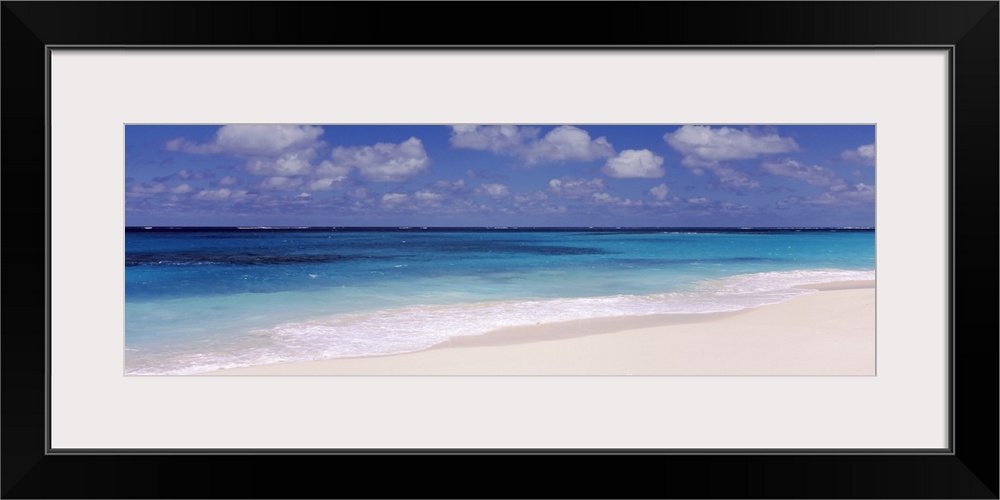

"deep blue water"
[124,227,875,374]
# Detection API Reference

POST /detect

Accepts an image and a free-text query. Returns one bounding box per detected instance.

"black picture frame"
[3,2,996,498]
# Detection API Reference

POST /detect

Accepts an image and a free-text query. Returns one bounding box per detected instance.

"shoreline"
[202,279,875,376]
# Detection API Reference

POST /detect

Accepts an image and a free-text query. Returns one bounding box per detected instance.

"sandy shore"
[203,280,875,376]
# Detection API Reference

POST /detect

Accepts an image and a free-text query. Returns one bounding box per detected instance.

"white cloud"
[451,125,615,165]
[602,149,665,178]
[167,125,327,180]
[718,202,753,213]
[177,169,210,180]
[840,143,876,165]
[649,183,670,200]
[593,192,643,207]
[434,178,466,191]
[780,182,876,207]
[514,191,548,204]
[661,126,797,192]
[245,151,316,176]
[237,126,321,155]
[330,137,430,182]
[686,197,711,204]
[294,192,311,199]
[524,126,615,164]
[168,125,324,156]
[415,190,444,203]
[215,125,323,155]
[305,178,341,191]
[258,176,304,191]
[303,161,350,191]
[164,137,191,152]
[381,193,409,206]
[194,188,232,201]
[761,159,842,186]
[664,125,798,167]
[712,165,760,190]
[169,184,195,194]
[214,175,240,187]
[128,183,167,197]
[548,177,605,198]
[450,125,537,154]
[477,183,510,198]
[316,160,350,179]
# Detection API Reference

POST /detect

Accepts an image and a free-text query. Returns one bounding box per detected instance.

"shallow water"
[124,227,875,374]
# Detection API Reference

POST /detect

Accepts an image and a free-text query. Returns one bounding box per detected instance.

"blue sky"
[125,124,875,227]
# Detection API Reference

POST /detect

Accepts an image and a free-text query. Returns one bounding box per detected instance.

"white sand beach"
[204,280,875,376]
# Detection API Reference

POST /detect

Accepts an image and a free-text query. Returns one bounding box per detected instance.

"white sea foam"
[125,268,874,375]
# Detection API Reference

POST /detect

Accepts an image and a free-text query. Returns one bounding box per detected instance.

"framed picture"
[121,122,878,378]
[5,2,996,498]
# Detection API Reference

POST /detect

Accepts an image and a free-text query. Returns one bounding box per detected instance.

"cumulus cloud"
[213,175,240,187]
[602,149,665,178]
[712,165,760,190]
[258,176,304,191]
[245,151,316,176]
[435,178,465,189]
[381,193,409,207]
[170,184,195,194]
[649,183,670,200]
[304,178,341,191]
[780,182,876,207]
[315,160,351,180]
[477,183,510,198]
[451,125,614,165]
[127,183,167,197]
[515,191,548,204]
[330,137,430,182]
[167,125,328,181]
[717,201,753,214]
[415,190,444,203]
[168,125,324,156]
[664,125,798,168]
[548,177,605,198]
[761,159,842,186]
[524,126,615,164]
[214,125,322,155]
[194,188,233,201]
[593,192,643,207]
[661,126,796,192]
[840,143,876,165]
[164,137,193,152]
[450,125,538,154]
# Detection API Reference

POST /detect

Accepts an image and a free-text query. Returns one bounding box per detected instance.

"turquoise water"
[124,227,875,374]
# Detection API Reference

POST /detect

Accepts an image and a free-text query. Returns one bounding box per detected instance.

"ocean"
[124,227,875,375]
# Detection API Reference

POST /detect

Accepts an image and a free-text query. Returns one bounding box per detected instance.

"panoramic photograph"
[124,124,876,376]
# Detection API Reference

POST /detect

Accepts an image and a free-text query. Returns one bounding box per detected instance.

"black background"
[3,2,997,498]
